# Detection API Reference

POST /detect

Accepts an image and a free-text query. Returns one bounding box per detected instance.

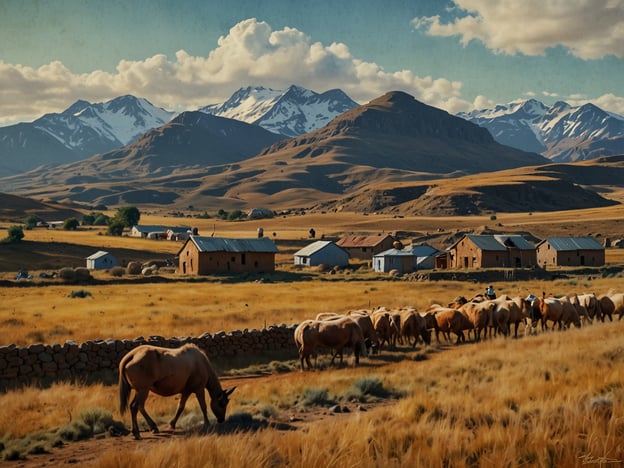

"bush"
[127,261,142,275]
[3,225,24,243]
[58,268,76,281]
[343,377,393,402]
[301,388,335,407]
[68,289,92,298]
[63,218,79,230]
[110,266,125,277]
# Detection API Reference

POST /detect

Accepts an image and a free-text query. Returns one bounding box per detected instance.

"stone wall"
[0,324,297,391]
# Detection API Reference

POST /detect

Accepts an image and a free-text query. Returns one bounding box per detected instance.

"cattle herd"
[293,291,624,370]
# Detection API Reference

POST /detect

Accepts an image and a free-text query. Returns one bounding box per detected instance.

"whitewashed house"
[294,240,349,267]
[86,251,118,270]
[373,243,440,273]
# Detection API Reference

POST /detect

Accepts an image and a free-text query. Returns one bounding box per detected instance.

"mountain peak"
[199,85,359,138]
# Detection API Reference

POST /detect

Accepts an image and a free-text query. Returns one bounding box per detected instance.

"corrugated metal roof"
[294,240,338,257]
[542,237,603,251]
[374,248,413,258]
[466,235,507,251]
[190,236,279,253]
[132,225,166,233]
[87,250,111,260]
[406,244,439,256]
[493,235,535,250]
[337,235,393,248]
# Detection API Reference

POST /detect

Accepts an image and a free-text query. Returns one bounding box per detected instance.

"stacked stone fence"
[0,324,298,392]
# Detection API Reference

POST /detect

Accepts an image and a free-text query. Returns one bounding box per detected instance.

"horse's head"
[211,387,236,423]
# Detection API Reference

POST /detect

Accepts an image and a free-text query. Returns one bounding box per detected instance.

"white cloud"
[569,93,624,115]
[0,18,473,126]
[412,0,624,59]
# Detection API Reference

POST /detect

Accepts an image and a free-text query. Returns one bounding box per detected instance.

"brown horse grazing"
[119,344,235,440]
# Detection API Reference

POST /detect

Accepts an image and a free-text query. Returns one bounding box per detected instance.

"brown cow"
[508,296,531,338]
[294,317,367,371]
[347,310,381,353]
[397,309,431,347]
[576,293,600,321]
[459,301,495,342]
[371,308,397,351]
[432,307,472,344]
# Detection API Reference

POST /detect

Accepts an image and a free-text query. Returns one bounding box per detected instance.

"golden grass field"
[1,208,624,465]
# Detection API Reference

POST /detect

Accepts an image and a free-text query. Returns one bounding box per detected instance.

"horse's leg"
[194,390,210,429]
[169,391,190,430]
[130,389,158,439]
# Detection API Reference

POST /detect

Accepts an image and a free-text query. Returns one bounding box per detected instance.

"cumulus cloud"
[0,18,473,126]
[569,93,624,115]
[412,0,624,59]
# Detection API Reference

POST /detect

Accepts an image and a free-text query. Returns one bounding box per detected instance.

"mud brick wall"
[0,324,297,391]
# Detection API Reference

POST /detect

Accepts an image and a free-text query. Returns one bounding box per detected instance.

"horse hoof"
[151,427,160,434]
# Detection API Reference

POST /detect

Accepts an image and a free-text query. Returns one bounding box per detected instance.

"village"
[81,220,609,277]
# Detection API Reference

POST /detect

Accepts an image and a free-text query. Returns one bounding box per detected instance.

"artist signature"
[579,454,622,465]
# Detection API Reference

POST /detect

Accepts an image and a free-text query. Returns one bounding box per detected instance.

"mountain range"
[0,96,174,177]
[458,99,624,162]
[1,87,623,216]
[2,91,553,212]
[198,85,359,137]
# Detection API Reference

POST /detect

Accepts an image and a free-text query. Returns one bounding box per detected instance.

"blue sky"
[1,0,623,125]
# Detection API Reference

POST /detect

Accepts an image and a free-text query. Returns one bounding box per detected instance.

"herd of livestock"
[293,291,624,371]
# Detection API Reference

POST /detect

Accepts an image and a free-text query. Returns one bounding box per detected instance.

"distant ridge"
[459,99,624,162]
[0,96,174,178]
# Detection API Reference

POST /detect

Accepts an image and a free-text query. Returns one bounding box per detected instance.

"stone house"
[535,237,605,267]
[178,236,279,275]
[336,234,396,260]
[447,234,537,269]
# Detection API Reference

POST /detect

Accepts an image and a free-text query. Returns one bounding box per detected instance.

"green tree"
[113,206,140,228]
[4,225,24,243]
[63,217,80,230]
[93,213,110,226]
[107,219,126,236]
[82,213,96,225]
[227,209,244,221]
[24,215,38,230]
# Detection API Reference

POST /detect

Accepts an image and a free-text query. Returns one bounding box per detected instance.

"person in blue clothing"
[485,285,496,300]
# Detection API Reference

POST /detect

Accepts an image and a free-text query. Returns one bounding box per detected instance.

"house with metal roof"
[336,234,396,260]
[177,236,279,275]
[373,243,440,273]
[86,251,118,270]
[294,240,349,267]
[536,237,604,267]
[447,234,537,269]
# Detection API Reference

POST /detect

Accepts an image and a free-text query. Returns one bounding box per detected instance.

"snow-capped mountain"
[458,99,624,162]
[0,96,174,177]
[198,85,359,137]
[35,95,174,149]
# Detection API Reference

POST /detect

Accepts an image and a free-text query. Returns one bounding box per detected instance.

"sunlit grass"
[3,320,622,465]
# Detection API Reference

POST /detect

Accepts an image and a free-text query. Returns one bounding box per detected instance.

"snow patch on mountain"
[459,99,624,162]
[198,85,359,137]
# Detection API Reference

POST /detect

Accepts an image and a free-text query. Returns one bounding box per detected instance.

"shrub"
[63,218,79,230]
[110,266,125,277]
[3,225,24,243]
[58,268,76,281]
[68,289,92,298]
[127,261,142,275]
[343,376,393,402]
[301,388,335,407]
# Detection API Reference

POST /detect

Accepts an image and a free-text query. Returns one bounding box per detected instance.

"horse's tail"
[119,355,132,415]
